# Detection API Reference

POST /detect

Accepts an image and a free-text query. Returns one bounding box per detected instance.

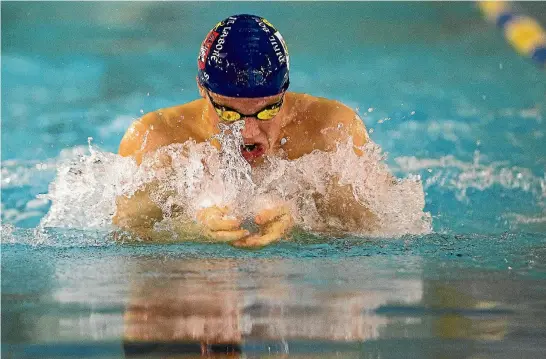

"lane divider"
[478,1,546,68]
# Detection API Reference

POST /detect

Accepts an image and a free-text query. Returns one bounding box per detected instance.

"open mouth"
[243,144,257,152]
[240,143,265,162]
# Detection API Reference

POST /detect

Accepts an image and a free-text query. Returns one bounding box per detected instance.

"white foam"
[394,153,546,202]
[37,124,431,240]
[1,146,88,189]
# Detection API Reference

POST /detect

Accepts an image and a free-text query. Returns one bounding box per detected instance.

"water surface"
[2,2,546,358]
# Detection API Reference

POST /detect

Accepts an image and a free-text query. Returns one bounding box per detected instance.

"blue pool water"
[2,2,546,358]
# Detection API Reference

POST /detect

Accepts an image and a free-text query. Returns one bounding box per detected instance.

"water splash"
[39,138,145,229]
[1,147,87,190]
[32,125,431,243]
[251,141,430,236]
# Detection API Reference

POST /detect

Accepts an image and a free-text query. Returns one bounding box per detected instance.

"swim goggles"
[207,91,284,122]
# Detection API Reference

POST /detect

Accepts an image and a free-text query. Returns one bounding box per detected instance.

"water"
[2,2,546,358]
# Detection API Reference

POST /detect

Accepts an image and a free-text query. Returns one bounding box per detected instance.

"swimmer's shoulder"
[287,92,363,127]
[283,93,368,153]
[137,99,206,131]
[119,99,210,160]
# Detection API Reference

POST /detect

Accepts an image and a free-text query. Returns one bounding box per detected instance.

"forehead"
[209,91,283,108]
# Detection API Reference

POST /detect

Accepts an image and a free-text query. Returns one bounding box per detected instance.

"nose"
[240,117,260,139]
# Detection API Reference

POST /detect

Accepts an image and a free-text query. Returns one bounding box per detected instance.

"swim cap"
[197,14,290,98]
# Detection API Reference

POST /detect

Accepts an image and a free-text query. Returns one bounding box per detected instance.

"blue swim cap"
[197,14,290,98]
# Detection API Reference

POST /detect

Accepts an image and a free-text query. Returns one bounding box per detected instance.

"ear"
[196,77,206,98]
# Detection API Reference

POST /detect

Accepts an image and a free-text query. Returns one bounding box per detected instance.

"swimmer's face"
[204,89,286,164]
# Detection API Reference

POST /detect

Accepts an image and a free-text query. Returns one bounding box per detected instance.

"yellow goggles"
[208,92,284,122]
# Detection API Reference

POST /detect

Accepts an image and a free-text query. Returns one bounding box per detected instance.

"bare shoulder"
[282,93,368,157]
[288,93,359,124]
[118,99,208,162]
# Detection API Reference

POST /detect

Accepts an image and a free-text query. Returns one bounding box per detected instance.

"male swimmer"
[113,14,373,247]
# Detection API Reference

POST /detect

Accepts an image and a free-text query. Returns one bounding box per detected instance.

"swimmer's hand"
[196,206,250,242]
[232,205,293,248]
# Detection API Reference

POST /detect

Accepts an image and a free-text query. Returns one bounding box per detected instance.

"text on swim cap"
[210,17,236,63]
[256,20,271,33]
[198,30,219,70]
[269,33,287,64]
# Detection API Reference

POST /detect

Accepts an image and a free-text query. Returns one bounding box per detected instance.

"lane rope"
[478,1,546,68]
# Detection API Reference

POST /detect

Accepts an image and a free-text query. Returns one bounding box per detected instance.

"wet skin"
[114,83,371,247]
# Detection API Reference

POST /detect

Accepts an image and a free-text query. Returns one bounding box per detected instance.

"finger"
[232,214,293,248]
[233,213,294,248]
[255,205,290,225]
[196,206,242,231]
[231,233,279,248]
[204,216,242,231]
[262,213,293,237]
[206,229,250,242]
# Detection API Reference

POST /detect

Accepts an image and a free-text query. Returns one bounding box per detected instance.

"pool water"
[2,2,546,358]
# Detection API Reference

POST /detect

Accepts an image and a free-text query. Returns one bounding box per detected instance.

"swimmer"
[113,14,375,247]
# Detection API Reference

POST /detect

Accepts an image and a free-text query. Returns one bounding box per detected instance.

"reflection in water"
[428,284,507,341]
[121,257,422,357]
[124,260,243,353]
[4,244,541,358]
[117,256,509,358]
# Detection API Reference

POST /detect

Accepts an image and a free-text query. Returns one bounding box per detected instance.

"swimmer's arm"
[114,196,250,243]
[112,183,165,240]
[113,112,176,239]
[316,103,383,231]
[313,177,380,233]
[114,115,248,242]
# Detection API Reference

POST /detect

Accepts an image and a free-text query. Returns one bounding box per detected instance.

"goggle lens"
[216,109,241,122]
[209,92,284,122]
[256,106,281,120]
